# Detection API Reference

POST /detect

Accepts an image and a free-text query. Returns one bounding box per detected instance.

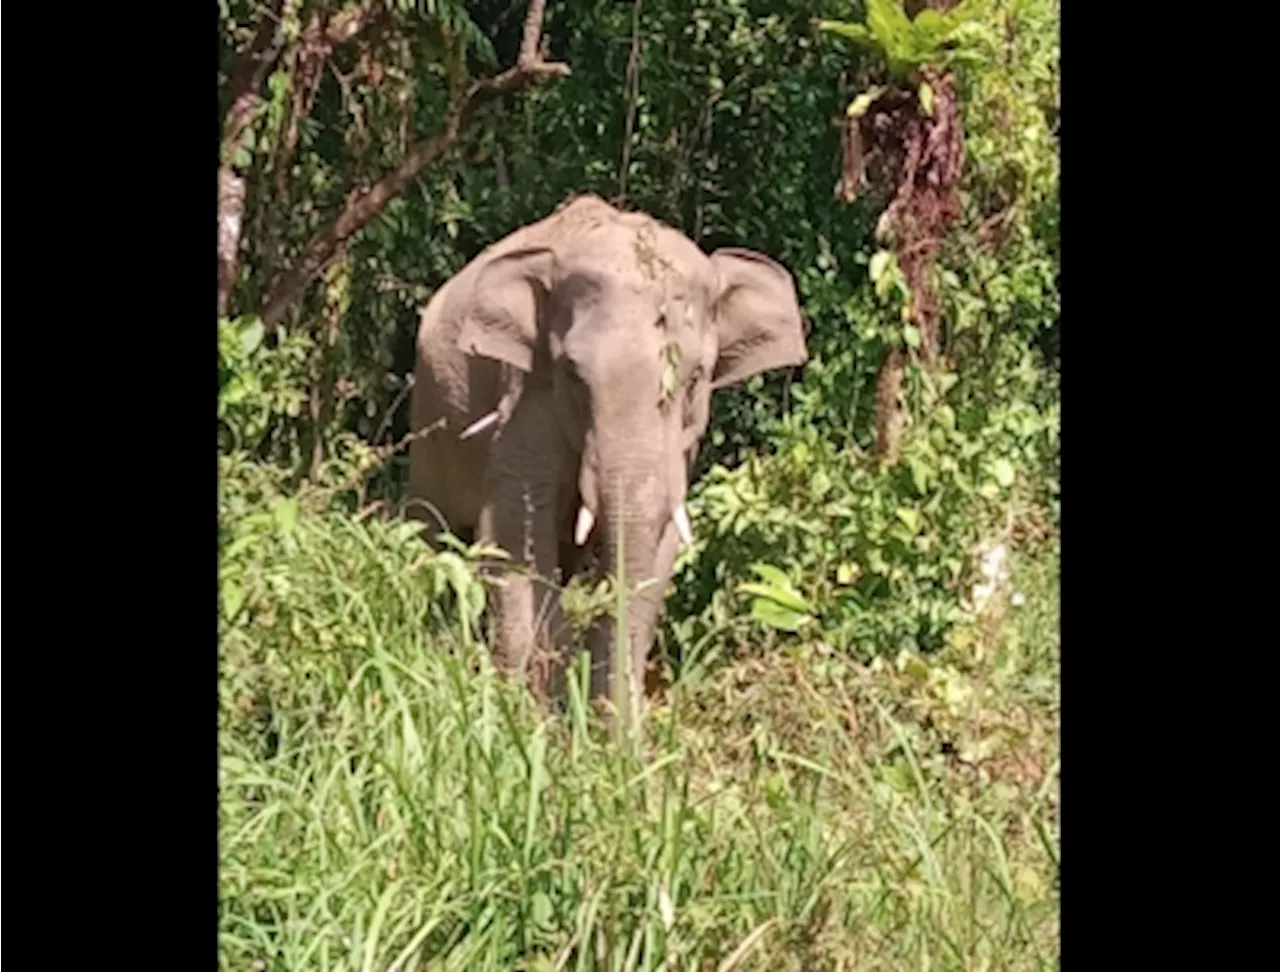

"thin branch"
[259,0,570,327]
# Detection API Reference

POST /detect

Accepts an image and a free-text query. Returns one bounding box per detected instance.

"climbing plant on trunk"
[820,0,989,462]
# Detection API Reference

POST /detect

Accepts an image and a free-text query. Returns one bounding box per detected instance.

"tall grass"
[219,471,1059,971]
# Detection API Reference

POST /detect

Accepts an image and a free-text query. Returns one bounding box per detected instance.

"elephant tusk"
[672,504,694,546]
[574,506,596,546]
[459,410,500,440]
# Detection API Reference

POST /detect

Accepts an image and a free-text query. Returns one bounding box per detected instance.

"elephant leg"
[478,388,574,701]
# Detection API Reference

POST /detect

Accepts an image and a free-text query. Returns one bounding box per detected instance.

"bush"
[217,1,1060,965]
[661,0,1059,667]
[218,454,1060,968]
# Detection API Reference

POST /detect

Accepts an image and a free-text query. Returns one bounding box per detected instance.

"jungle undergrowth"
[219,459,1060,970]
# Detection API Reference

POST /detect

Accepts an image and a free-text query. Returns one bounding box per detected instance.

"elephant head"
[455,203,806,706]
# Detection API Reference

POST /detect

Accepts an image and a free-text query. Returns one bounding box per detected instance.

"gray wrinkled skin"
[408,195,808,713]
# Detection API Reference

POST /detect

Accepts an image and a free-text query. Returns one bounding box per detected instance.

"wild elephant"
[408,194,807,712]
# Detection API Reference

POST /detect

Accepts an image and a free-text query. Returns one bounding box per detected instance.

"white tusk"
[574,506,596,546]
[459,410,500,440]
[672,504,694,546]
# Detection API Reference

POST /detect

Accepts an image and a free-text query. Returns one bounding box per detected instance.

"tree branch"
[259,0,570,327]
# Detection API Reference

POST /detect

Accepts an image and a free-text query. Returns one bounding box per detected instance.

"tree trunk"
[217,4,389,318]
[217,0,286,317]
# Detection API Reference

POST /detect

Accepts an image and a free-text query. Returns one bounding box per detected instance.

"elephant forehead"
[557,224,708,295]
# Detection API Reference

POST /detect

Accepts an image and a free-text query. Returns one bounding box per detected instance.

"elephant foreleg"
[478,390,574,701]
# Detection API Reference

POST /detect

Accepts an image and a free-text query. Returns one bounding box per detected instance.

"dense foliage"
[219,456,1059,969]
[218,0,1058,662]
[219,1,1059,966]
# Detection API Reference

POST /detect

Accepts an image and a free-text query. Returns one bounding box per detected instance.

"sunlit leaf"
[918,81,935,117]
[272,497,299,537]
[869,250,893,283]
[816,20,873,45]
[749,598,811,632]
[992,458,1016,488]
[847,86,885,118]
[239,318,265,356]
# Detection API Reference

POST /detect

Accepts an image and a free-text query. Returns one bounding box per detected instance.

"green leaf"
[902,325,921,349]
[391,520,428,545]
[869,250,893,283]
[898,651,929,682]
[749,562,794,590]
[239,318,265,356]
[918,81,935,117]
[222,581,245,622]
[737,581,811,615]
[908,456,929,495]
[866,0,917,73]
[992,458,1016,488]
[940,0,989,32]
[883,759,915,793]
[530,891,553,928]
[846,86,885,119]
[836,562,861,585]
[272,497,299,537]
[914,10,948,34]
[811,468,831,498]
[221,534,257,563]
[816,20,873,46]
[749,599,811,632]
[895,507,921,533]
[866,0,913,47]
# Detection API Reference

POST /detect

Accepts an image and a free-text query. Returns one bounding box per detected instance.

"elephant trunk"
[585,454,682,714]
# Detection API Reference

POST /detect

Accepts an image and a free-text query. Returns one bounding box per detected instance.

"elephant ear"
[456,246,556,372]
[708,248,808,389]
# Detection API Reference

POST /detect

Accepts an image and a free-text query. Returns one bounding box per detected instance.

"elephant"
[407,193,807,714]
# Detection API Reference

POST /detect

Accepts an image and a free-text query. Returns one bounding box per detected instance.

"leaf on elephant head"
[660,341,683,401]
